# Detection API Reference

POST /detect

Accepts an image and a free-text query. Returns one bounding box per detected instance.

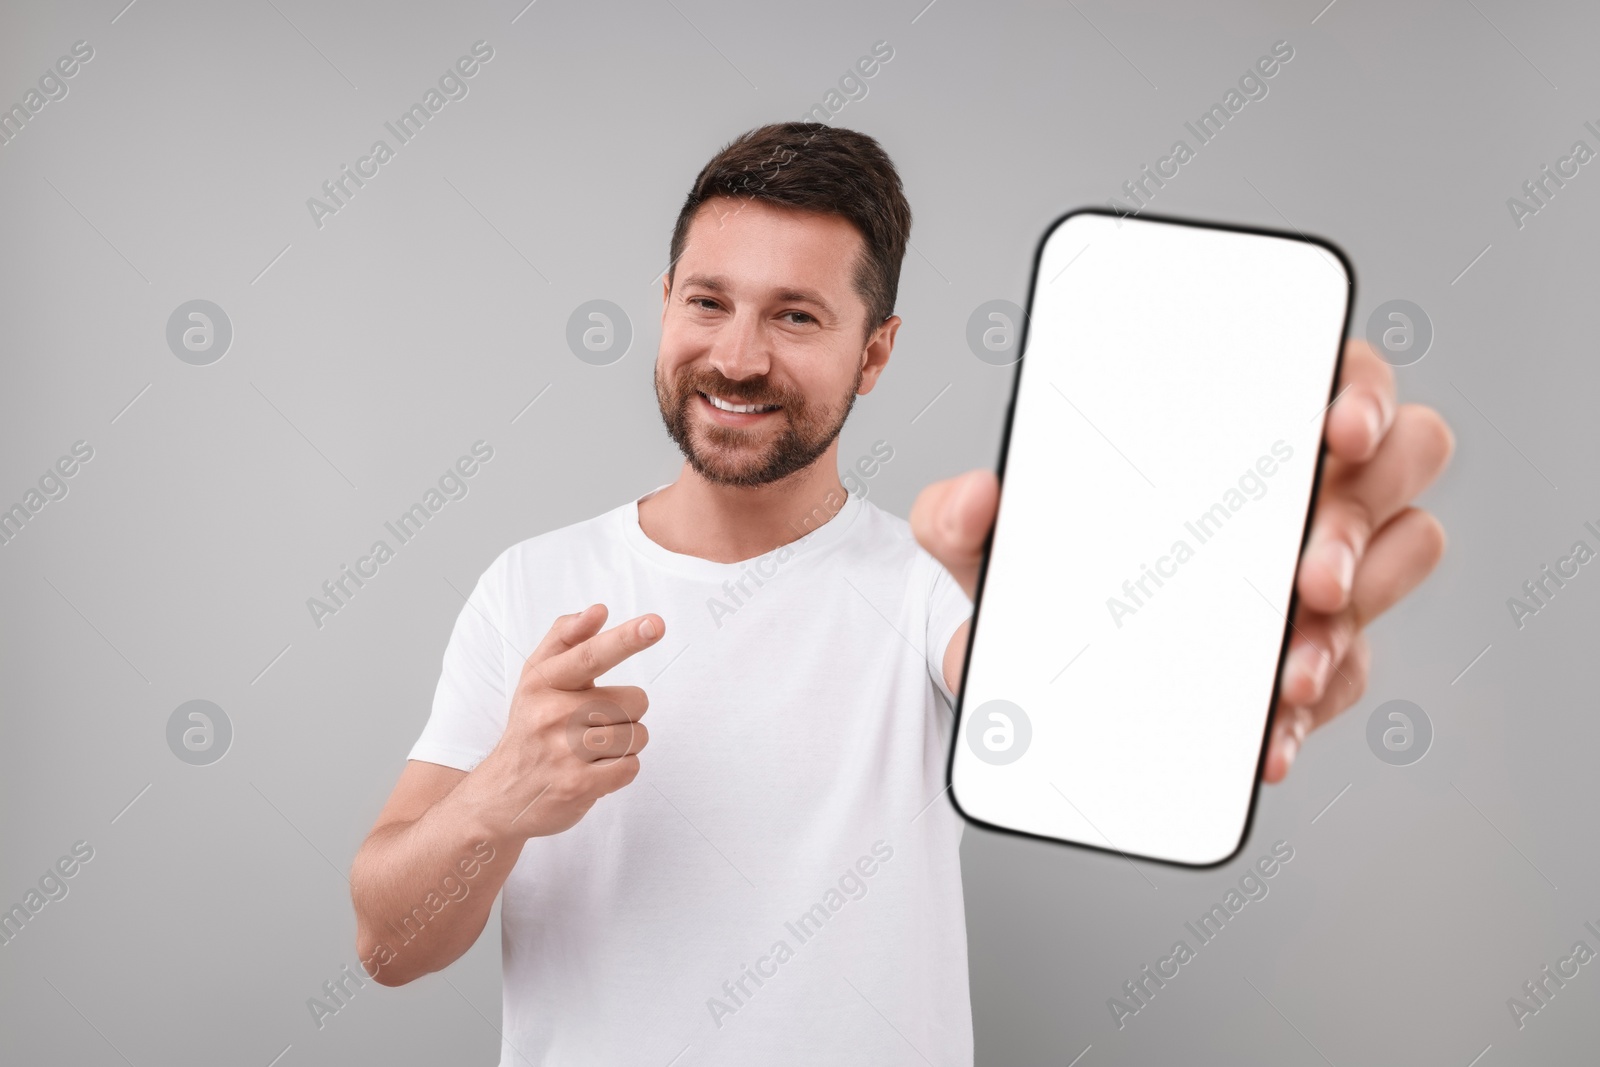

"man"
[349,122,1452,1064]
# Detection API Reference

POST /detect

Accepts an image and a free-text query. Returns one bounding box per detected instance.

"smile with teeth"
[701,391,780,414]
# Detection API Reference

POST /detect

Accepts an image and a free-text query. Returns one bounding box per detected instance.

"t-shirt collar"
[617,481,865,580]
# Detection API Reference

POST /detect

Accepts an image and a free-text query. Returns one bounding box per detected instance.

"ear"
[856,315,900,396]
[660,274,671,323]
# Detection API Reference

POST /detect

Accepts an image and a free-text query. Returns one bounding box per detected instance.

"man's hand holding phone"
[914,336,1453,784]
[1262,338,1453,781]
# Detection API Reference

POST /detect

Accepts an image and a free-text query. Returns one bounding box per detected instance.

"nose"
[706,306,772,384]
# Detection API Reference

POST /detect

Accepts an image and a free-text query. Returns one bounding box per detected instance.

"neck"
[636,447,851,563]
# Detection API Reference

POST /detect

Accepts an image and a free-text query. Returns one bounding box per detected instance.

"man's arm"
[910,474,997,702]
[942,618,971,703]
[350,759,522,987]
[350,604,663,986]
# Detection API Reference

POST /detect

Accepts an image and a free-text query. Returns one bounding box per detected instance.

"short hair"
[668,122,912,339]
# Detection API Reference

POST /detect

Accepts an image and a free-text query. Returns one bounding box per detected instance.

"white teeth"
[705,393,776,414]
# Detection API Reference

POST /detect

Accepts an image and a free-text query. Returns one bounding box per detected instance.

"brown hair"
[667,122,912,339]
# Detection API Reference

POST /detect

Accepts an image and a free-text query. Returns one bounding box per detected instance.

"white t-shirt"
[409,482,975,1066]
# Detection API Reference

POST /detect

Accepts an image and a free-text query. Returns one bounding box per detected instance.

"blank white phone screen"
[951,212,1349,866]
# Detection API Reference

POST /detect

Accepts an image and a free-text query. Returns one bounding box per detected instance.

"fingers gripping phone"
[949,209,1352,867]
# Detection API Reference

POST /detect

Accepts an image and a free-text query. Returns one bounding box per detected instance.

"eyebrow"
[680,273,838,321]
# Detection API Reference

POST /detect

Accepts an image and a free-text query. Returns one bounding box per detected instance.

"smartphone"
[948,209,1352,867]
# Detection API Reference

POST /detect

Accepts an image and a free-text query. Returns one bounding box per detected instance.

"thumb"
[911,469,998,600]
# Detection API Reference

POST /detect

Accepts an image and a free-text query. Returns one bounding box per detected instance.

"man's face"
[656,196,895,488]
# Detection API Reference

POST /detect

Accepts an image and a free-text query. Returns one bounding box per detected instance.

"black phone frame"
[943,205,1356,870]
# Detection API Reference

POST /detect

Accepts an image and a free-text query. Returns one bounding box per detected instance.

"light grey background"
[1,0,1593,1064]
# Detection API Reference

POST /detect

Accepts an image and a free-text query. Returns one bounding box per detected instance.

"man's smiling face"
[656,196,895,488]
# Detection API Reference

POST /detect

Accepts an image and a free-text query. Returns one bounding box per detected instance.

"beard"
[655,360,862,488]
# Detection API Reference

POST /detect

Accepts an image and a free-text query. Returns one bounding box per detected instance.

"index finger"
[537,613,664,690]
[1323,339,1396,464]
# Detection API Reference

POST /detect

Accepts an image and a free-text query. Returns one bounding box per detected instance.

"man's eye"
[690,297,720,310]
[783,311,815,325]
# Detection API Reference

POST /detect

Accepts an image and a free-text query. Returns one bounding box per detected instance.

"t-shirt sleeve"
[924,552,974,708]
[407,555,513,772]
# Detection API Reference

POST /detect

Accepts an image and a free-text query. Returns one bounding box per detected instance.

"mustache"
[681,372,790,408]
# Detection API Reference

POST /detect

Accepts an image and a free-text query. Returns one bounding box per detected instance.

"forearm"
[351,758,527,986]
[942,618,971,699]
